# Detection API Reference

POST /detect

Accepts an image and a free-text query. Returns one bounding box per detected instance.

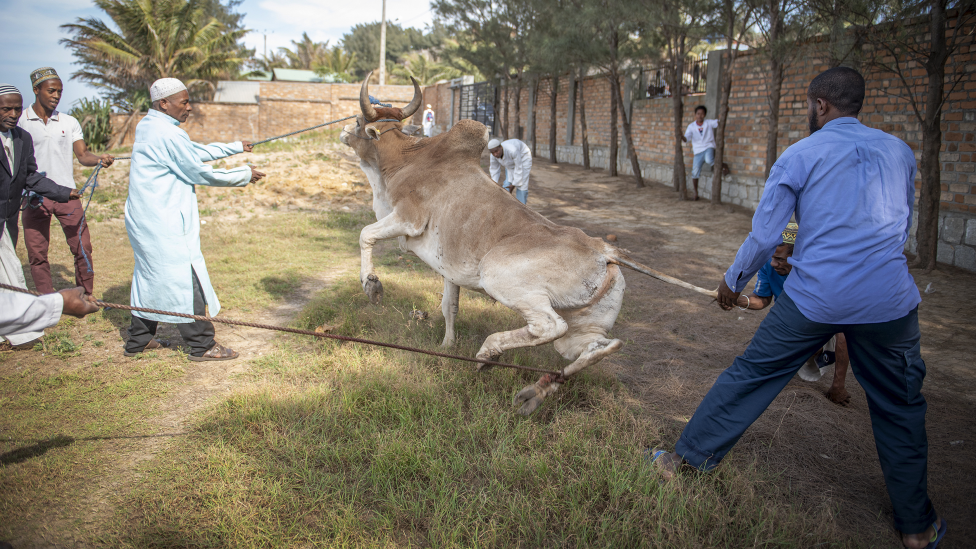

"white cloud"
[242,0,435,57]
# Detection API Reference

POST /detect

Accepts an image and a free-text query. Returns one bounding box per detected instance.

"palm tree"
[61,0,248,105]
[390,52,462,85]
[246,50,289,79]
[313,46,358,82]
[281,32,331,70]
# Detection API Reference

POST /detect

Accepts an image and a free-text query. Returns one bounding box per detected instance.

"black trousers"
[125,269,215,356]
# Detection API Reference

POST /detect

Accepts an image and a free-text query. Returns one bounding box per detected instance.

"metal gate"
[458,81,497,133]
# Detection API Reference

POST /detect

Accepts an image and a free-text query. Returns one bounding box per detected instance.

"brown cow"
[341,73,715,415]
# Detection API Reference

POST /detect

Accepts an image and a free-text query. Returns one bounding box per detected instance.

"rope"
[0,282,564,378]
[106,114,359,160]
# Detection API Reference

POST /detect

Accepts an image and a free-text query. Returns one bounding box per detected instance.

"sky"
[0,0,435,111]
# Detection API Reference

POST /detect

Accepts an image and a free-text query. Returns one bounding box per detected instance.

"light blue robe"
[125,109,251,322]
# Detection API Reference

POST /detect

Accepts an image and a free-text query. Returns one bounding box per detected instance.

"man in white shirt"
[682,105,727,201]
[1,286,99,347]
[422,104,436,137]
[18,67,114,296]
[487,138,533,205]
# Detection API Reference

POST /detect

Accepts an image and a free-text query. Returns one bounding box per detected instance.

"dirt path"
[527,162,976,547]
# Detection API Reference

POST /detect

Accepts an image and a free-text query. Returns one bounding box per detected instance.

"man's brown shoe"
[188,343,239,362]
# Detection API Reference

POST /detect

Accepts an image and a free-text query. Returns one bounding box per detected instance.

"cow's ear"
[365,125,381,140]
[400,124,422,136]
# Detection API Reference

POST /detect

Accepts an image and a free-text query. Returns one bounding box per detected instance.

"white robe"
[125,109,251,323]
[0,228,46,344]
[0,290,62,339]
[488,139,532,191]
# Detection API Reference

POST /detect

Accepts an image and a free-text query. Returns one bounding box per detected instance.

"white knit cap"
[0,84,21,97]
[487,138,501,150]
[149,78,187,102]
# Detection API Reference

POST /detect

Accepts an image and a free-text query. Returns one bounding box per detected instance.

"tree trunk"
[514,76,523,140]
[914,0,948,270]
[579,67,591,169]
[530,78,539,156]
[501,81,510,139]
[764,58,784,178]
[671,47,687,198]
[612,71,644,187]
[609,76,619,176]
[493,79,503,138]
[712,2,740,204]
[764,0,785,179]
[549,77,559,164]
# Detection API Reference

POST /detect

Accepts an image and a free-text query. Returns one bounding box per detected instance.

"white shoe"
[797,358,824,382]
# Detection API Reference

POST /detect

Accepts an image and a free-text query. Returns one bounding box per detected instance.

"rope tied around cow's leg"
[0,282,565,378]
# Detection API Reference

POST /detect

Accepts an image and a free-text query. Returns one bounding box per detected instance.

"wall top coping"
[258,97,332,104]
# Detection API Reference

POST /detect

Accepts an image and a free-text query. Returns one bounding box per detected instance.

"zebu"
[341,74,715,414]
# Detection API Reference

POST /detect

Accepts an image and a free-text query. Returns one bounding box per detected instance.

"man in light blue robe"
[124,78,265,361]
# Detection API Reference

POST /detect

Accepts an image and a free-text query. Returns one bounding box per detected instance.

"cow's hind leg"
[441,278,460,347]
[513,334,623,415]
[359,213,425,304]
[474,293,568,367]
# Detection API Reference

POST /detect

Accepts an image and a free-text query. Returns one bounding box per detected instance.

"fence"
[458,81,497,133]
[640,54,708,99]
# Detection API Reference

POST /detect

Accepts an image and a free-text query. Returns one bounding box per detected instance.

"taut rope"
[0,282,564,378]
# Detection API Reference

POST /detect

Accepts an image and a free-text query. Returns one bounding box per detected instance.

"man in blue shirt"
[650,68,942,549]
[737,223,852,405]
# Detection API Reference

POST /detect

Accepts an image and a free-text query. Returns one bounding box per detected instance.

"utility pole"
[378,0,387,85]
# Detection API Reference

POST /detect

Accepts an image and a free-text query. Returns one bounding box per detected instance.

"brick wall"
[110,80,423,147]
[421,14,974,270]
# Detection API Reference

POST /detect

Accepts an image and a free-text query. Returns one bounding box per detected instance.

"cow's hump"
[436,119,489,165]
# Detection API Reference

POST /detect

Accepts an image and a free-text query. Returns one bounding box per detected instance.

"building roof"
[213,81,260,104]
[272,68,345,83]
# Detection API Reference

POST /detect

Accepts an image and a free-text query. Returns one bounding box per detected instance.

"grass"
[95,246,846,548]
[3,133,855,546]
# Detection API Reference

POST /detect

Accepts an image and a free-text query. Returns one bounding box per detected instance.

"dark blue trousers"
[675,292,936,534]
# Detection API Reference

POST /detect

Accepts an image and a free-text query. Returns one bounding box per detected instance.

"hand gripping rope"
[0,282,565,378]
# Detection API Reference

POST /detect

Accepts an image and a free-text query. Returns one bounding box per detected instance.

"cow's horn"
[360,71,378,121]
[400,77,423,119]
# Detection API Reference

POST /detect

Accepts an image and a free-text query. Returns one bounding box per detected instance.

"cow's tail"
[607,250,719,300]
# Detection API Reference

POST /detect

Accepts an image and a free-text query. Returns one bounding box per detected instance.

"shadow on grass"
[0,432,191,466]
[99,283,133,329]
[0,435,74,465]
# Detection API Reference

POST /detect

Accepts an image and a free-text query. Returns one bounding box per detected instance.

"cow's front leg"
[359,213,426,305]
[440,278,460,347]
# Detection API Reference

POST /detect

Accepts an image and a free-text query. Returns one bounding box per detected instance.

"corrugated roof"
[213,81,260,103]
[271,68,345,83]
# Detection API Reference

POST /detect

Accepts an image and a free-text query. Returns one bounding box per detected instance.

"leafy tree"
[61,0,249,106]
[859,0,976,269]
[315,47,359,82]
[709,0,758,204]
[756,0,814,178]
[434,0,534,139]
[245,50,289,78]
[281,32,331,70]
[69,98,113,152]
[341,22,437,78]
[390,53,462,85]
[650,0,718,198]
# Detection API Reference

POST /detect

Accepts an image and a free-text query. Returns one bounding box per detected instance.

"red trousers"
[21,197,94,295]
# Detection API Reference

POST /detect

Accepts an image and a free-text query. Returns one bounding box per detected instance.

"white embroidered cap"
[149,78,187,102]
[487,138,501,150]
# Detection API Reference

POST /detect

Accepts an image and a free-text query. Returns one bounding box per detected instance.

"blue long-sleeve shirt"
[724,117,920,324]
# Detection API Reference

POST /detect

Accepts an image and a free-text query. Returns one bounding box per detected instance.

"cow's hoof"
[475,351,501,371]
[364,274,383,305]
[513,376,561,415]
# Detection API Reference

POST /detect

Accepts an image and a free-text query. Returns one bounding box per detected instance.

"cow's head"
[340,71,423,163]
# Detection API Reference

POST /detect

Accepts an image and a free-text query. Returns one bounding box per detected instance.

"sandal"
[645,448,682,480]
[123,338,170,357]
[904,518,947,549]
[188,343,239,362]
